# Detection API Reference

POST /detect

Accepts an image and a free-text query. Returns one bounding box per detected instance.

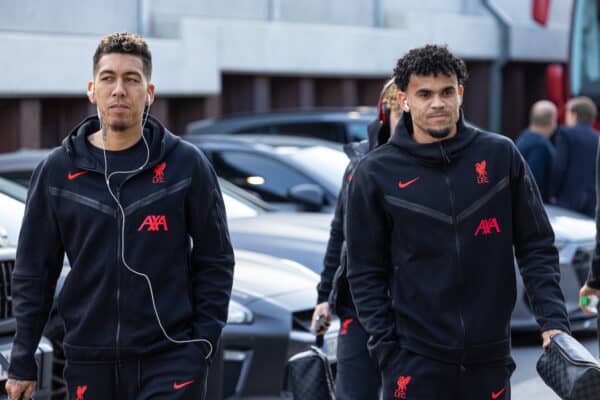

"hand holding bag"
[536,332,600,399]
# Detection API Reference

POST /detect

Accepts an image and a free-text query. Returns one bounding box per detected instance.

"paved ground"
[511,331,598,399]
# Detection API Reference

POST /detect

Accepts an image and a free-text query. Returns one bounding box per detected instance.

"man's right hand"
[5,378,36,400]
[579,284,600,316]
[311,302,332,335]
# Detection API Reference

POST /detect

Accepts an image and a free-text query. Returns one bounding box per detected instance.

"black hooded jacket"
[9,116,234,380]
[346,113,569,369]
[317,118,390,317]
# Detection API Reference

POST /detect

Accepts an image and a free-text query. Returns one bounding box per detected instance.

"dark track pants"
[382,349,515,400]
[64,343,208,400]
[335,317,381,400]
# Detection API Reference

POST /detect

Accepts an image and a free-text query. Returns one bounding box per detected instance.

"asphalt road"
[511,331,598,399]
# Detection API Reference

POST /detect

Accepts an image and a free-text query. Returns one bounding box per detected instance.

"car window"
[0,192,25,247]
[232,124,274,134]
[287,147,349,195]
[347,121,370,141]
[271,122,344,142]
[211,151,314,202]
[234,122,344,141]
[222,192,259,219]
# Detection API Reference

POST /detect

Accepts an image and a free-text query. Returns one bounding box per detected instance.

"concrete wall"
[0,0,574,96]
[0,0,137,34]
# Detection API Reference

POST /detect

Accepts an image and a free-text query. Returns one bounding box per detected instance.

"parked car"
[0,170,337,399]
[185,107,377,144]
[0,147,597,337]
[0,187,53,399]
[184,135,349,212]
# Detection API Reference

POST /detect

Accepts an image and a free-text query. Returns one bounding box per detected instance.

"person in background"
[310,78,401,400]
[550,96,599,217]
[515,100,557,202]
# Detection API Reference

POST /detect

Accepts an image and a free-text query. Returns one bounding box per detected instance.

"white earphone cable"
[98,104,213,360]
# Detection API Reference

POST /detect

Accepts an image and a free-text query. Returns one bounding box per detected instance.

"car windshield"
[284,146,349,194]
[223,192,259,218]
[0,192,25,247]
[0,176,28,202]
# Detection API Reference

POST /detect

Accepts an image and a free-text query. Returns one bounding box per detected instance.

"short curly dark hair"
[393,45,468,91]
[93,32,152,80]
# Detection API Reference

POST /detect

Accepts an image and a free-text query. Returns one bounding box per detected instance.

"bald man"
[516,100,557,201]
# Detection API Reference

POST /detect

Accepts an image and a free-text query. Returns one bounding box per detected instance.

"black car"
[185,107,377,144]
[0,180,53,400]
[184,135,349,212]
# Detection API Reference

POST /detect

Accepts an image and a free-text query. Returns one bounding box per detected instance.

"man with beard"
[6,33,234,400]
[346,44,570,400]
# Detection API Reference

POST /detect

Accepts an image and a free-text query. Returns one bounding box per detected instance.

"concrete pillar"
[19,99,42,149]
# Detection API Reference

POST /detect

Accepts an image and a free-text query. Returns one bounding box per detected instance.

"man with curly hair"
[6,33,234,400]
[346,44,570,399]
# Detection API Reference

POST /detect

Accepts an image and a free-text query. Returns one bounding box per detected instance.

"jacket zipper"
[439,143,467,366]
[113,171,145,362]
[115,185,122,363]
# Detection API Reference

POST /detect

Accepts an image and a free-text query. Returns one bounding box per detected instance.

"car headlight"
[227,300,254,324]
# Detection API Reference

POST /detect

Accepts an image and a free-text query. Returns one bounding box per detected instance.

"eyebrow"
[98,69,143,78]
[416,86,456,94]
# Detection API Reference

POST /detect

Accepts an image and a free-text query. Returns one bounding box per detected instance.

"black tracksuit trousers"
[64,343,208,400]
[381,348,516,400]
[335,316,381,400]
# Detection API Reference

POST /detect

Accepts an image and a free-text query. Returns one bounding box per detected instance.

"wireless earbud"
[403,100,410,111]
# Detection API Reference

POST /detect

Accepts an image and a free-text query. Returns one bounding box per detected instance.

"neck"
[529,125,553,138]
[90,125,143,151]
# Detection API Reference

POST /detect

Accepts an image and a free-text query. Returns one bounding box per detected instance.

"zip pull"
[438,142,451,164]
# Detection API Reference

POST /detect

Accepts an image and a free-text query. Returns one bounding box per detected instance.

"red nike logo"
[398,177,420,189]
[67,171,89,180]
[491,387,506,399]
[173,380,194,390]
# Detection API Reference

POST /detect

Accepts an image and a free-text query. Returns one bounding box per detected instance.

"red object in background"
[533,0,551,26]
[546,64,567,124]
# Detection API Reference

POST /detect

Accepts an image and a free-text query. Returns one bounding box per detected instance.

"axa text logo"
[474,218,501,236]
[138,215,169,232]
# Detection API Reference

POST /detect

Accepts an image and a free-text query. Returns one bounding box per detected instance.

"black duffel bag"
[282,344,335,400]
[537,332,600,399]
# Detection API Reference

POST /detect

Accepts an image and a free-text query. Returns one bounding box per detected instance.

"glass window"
[211,152,314,202]
[286,147,348,195]
[0,192,25,247]
[571,0,600,98]
[346,121,370,141]
[222,192,259,219]
[272,122,344,142]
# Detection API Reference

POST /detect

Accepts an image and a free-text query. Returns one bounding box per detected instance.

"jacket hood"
[62,114,180,171]
[343,114,392,161]
[367,114,392,151]
[389,111,479,166]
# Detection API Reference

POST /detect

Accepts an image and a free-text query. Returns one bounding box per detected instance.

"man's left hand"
[541,329,566,349]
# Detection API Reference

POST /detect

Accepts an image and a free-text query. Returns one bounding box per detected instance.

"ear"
[398,91,409,112]
[457,84,464,106]
[146,83,156,106]
[87,81,95,104]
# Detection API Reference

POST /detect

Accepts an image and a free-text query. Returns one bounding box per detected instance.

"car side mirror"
[287,183,325,211]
